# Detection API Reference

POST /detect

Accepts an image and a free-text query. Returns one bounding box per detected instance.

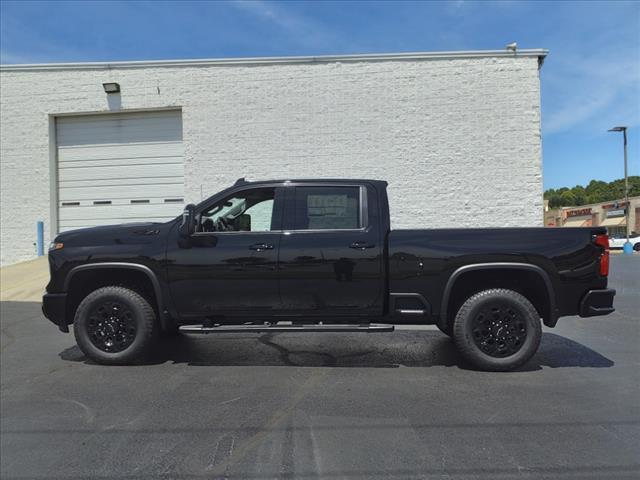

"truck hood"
[53,222,172,247]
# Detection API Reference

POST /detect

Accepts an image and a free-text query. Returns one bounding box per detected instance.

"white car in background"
[609,233,640,251]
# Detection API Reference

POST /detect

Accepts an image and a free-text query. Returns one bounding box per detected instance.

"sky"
[1,0,638,190]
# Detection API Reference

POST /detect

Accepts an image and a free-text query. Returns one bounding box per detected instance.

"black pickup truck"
[43,179,615,371]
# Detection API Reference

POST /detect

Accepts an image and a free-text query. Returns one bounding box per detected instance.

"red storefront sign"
[566,207,592,218]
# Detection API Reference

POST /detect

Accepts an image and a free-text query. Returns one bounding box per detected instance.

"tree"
[544,176,640,208]
[572,185,586,205]
[548,194,563,208]
[560,190,576,206]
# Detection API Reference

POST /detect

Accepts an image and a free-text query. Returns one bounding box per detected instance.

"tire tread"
[452,288,541,371]
[73,286,157,365]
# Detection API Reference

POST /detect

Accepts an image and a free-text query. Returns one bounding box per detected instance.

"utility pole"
[608,126,631,254]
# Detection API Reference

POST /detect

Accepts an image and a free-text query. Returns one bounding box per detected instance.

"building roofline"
[0,49,549,72]
[558,195,640,211]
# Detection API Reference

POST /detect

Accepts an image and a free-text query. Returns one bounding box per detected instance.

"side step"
[179,323,394,334]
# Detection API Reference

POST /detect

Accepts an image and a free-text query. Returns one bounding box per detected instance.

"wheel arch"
[440,263,557,330]
[64,262,168,330]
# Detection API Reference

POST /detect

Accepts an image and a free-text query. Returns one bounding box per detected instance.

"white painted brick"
[0,55,543,266]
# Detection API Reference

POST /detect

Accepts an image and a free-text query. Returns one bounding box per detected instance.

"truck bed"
[388,227,608,325]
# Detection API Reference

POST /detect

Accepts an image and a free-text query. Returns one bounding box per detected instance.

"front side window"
[198,188,275,232]
[294,186,361,230]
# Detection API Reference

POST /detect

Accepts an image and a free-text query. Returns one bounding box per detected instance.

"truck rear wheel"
[73,286,158,365]
[452,288,541,371]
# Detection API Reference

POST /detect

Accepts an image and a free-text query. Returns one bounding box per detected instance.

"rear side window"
[294,186,361,230]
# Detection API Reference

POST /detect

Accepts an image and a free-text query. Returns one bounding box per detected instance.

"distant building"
[544,196,640,237]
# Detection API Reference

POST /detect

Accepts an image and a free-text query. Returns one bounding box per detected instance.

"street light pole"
[623,128,629,244]
[608,126,631,254]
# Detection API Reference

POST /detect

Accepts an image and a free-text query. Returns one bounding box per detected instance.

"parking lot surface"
[1,255,639,479]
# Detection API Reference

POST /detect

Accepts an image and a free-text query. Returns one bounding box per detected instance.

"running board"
[179,323,394,334]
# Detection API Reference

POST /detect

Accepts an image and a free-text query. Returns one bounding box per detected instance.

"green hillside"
[544,177,640,208]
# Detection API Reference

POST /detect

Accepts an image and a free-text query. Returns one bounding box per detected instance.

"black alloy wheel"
[86,301,137,353]
[470,302,527,358]
[73,286,158,365]
[452,288,542,371]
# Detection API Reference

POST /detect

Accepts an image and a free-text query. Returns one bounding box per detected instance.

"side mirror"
[179,204,196,237]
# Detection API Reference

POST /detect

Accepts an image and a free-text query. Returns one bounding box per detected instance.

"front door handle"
[349,241,375,250]
[249,243,274,251]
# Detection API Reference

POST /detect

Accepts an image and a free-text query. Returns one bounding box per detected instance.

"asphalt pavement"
[1,256,639,479]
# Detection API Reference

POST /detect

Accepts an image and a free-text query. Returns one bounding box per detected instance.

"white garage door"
[56,110,184,232]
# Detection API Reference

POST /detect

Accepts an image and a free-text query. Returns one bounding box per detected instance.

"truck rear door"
[278,183,384,316]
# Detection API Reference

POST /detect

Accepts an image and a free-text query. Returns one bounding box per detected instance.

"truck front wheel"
[73,286,158,365]
[452,288,541,371]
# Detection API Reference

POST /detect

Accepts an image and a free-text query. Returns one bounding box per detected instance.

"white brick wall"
[0,53,544,266]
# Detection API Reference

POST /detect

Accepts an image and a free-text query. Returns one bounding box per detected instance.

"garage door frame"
[49,107,183,236]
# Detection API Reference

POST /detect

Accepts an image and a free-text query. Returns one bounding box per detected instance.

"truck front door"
[166,186,283,318]
[278,184,384,316]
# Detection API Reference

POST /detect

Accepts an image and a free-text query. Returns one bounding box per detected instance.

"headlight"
[49,242,64,251]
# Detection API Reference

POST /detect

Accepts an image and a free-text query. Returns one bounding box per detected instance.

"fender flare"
[65,262,168,329]
[440,262,557,328]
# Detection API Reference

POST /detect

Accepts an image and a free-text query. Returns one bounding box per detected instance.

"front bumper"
[579,289,616,317]
[42,293,69,332]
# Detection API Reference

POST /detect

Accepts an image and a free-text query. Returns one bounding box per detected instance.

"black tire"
[452,288,541,371]
[633,243,640,252]
[73,286,158,365]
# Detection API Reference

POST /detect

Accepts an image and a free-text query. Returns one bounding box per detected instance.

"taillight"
[594,233,609,277]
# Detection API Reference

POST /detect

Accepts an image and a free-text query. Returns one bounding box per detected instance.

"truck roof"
[195,177,388,212]
[233,178,388,188]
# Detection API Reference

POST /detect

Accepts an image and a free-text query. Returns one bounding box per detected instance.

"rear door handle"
[249,243,274,251]
[349,242,375,250]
